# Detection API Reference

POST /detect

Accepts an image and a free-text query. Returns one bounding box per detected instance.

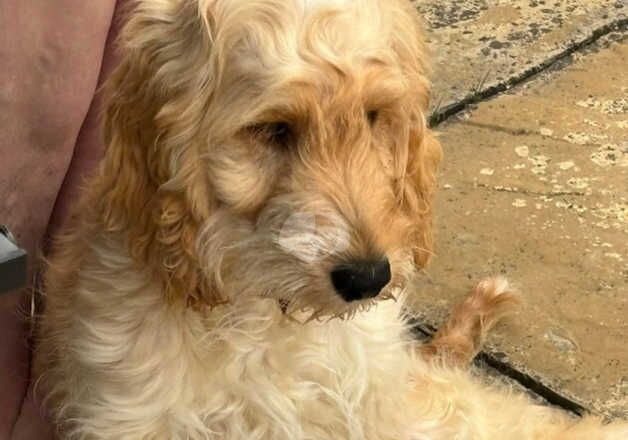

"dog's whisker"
[412,245,436,257]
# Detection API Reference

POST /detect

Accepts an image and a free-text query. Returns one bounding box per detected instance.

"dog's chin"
[277,287,400,324]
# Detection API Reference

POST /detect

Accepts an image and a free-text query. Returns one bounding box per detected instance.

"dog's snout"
[330,258,391,302]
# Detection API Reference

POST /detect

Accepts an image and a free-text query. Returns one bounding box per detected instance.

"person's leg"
[44,0,129,239]
[0,1,117,437]
[0,0,117,262]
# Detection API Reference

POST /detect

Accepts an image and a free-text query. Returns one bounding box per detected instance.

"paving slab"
[410,37,628,418]
[415,0,627,117]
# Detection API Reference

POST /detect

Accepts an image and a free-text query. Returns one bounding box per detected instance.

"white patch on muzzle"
[276,211,350,263]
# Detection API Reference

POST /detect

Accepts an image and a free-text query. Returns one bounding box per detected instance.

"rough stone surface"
[410,37,628,418]
[415,0,627,113]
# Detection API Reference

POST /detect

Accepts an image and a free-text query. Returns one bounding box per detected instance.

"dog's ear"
[405,119,441,268]
[94,0,223,307]
[390,1,442,268]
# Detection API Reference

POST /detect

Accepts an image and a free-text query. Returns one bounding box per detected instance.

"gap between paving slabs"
[414,15,628,419]
[428,17,628,127]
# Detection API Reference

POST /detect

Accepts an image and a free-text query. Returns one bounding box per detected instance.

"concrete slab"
[415,0,627,117]
[410,37,628,418]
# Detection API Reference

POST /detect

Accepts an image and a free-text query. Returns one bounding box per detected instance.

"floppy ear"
[93,0,222,307]
[390,0,442,268]
[405,120,441,268]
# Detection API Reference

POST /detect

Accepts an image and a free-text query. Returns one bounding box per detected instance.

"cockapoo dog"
[34,0,627,438]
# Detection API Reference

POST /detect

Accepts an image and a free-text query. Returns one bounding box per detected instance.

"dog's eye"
[366,110,379,126]
[250,122,295,149]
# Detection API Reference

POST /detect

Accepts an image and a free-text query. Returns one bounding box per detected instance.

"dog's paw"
[420,277,521,367]
[472,276,521,327]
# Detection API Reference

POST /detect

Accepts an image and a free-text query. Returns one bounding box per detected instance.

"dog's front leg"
[419,277,520,367]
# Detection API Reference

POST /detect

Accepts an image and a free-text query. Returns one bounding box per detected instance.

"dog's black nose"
[330,258,391,302]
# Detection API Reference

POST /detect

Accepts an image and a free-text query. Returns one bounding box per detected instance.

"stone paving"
[416,0,626,119]
[413,0,627,420]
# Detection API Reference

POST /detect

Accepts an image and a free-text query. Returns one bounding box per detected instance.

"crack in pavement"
[458,121,612,148]
[474,182,587,198]
[459,121,537,137]
[428,17,628,127]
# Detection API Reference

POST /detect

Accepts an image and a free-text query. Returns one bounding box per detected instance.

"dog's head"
[97,0,441,319]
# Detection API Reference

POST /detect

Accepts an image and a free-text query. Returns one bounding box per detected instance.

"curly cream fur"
[34,0,627,438]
